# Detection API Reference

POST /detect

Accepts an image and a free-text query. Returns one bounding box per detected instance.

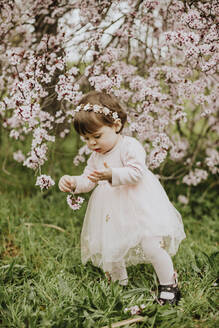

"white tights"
[141,237,175,285]
[108,237,175,286]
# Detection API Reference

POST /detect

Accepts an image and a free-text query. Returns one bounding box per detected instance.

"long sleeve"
[74,154,97,194]
[111,138,146,186]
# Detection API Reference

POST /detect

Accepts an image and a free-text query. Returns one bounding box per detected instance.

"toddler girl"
[59,91,186,305]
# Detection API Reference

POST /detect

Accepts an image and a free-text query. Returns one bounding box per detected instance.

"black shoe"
[157,283,181,306]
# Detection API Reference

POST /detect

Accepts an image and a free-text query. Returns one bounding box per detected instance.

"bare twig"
[2,156,11,176]
[101,316,145,328]
[24,223,69,234]
[200,180,219,201]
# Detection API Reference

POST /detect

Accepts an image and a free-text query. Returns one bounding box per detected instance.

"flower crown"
[75,103,119,121]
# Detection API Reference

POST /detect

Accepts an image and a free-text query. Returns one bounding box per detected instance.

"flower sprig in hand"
[58,175,84,211]
[67,193,84,211]
[58,175,76,193]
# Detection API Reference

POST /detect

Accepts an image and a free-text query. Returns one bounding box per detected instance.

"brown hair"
[73,91,127,135]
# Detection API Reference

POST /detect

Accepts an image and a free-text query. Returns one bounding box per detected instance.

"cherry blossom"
[67,194,84,211]
[182,169,208,186]
[205,149,219,174]
[36,174,55,190]
[124,303,146,315]
[13,150,26,163]
[178,195,189,205]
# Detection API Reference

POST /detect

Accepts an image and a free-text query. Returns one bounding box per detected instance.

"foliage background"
[0,0,218,327]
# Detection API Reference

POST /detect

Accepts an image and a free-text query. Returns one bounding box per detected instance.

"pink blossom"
[124,304,146,315]
[67,194,84,211]
[178,195,189,205]
[152,133,171,150]
[73,144,91,166]
[148,149,167,169]
[130,305,141,315]
[205,149,219,174]
[170,140,188,161]
[36,175,55,190]
[60,129,70,138]
[89,74,113,92]
[24,144,48,170]
[32,128,55,148]
[183,169,208,186]
[13,150,25,163]
[9,130,20,140]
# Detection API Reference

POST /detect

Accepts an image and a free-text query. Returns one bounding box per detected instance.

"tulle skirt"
[81,169,186,272]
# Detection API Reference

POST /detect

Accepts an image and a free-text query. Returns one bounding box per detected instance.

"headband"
[75,103,119,121]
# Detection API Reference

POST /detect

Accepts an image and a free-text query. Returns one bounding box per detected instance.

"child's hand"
[58,175,76,192]
[88,162,112,183]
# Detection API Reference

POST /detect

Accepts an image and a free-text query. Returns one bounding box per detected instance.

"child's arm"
[86,139,146,186]
[59,154,97,194]
[111,138,146,186]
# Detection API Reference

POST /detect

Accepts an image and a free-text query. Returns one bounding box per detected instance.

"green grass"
[0,134,218,328]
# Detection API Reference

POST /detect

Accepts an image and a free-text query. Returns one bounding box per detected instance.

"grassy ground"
[0,134,218,328]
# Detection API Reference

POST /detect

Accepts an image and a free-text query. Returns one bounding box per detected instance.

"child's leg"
[141,237,175,285]
[141,237,181,305]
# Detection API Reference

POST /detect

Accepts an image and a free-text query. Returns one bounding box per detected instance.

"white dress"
[74,135,186,273]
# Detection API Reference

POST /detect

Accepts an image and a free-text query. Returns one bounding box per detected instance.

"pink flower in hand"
[67,193,84,211]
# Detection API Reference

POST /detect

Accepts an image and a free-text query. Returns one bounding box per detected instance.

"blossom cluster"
[67,194,84,211]
[205,149,219,174]
[55,68,82,104]
[13,150,25,163]
[73,143,91,166]
[35,175,55,190]
[182,169,208,186]
[124,304,146,315]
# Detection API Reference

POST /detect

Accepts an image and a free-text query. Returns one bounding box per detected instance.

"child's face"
[83,124,121,154]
